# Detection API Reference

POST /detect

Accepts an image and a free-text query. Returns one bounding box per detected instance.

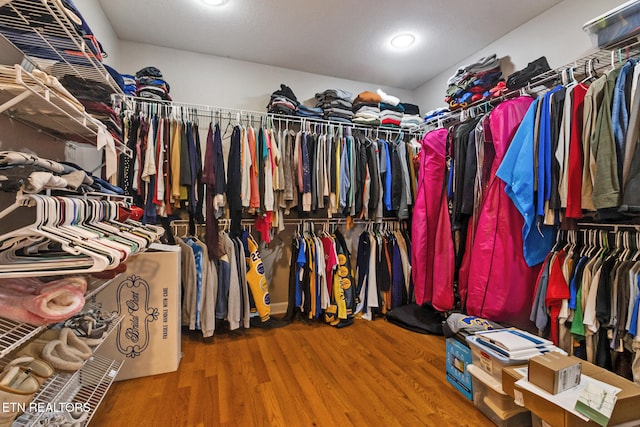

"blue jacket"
[497,97,556,266]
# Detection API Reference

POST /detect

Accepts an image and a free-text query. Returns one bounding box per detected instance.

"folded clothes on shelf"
[0,151,125,195]
[268,83,299,115]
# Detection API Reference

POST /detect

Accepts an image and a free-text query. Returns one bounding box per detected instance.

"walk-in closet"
[1,0,640,426]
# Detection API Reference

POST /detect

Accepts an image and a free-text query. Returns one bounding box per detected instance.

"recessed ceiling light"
[390,33,416,49]
[201,0,228,6]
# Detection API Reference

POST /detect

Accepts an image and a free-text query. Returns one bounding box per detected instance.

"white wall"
[74,0,120,67]
[115,40,414,111]
[413,0,627,111]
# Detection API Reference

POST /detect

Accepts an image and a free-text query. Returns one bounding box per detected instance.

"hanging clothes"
[465,96,540,326]
[412,128,448,306]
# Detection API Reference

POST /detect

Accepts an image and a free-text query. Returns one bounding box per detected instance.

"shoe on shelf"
[0,364,40,427]
[41,328,92,372]
[63,309,118,345]
[6,356,54,386]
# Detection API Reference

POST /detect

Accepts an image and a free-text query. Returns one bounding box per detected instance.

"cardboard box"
[502,358,640,426]
[528,353,581,394]
[91,246,182,380]
[446,336,473,401]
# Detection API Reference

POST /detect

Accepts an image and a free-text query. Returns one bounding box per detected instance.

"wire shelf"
[0,319,44,359]
[8,316,123,426]
[12,354,123,427]
[0,64,131,156]
[421,39,640,131]
[0,0,122,95]
[0,273,124,360]
[85,272,124,301]
[113,93,425,137]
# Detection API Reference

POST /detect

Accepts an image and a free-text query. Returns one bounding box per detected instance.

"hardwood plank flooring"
[91,319,495,427]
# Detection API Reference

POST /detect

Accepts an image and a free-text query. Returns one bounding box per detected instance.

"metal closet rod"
[169,217,405,225]
[577,222,640,232]
[112,94,422,137]
[113,94,267,118]
[269,114,423,137]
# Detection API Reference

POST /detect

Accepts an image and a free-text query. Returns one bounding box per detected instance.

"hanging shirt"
[185,238,204,330]
[296,237,306,308]
[228,126,243,234]
[379,139,392,211]
[283,130,295,208]
[566,84,589,218]
[557,85,574,210]
[355,231,370,316]
[244,234,271,322]
[548,88,566,212]
[241,126,252,208]
[264,129,275,212]
[171,120,182,207]
[592,67,623,211]
[339,137,350,211]
[301,132,311,211]
[497,98,555,267]
[212,123,226,215]
[348,135,356,216]
[248,127,260,211]
[222,233,241,330]
[333,134,341,214]
[545,250,570,346]
[612,60,635,182]
[581,75,606,211]
[155,118,166,206]
[536,86,563,216]
[141,116,157,184]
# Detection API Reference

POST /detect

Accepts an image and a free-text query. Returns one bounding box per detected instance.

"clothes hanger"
[38,196,123,267]
[81,199,146,253]
[0,195,112,276]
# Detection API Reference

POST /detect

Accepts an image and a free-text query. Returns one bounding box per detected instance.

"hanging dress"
[465,96,541,326]
[411,128,448,306]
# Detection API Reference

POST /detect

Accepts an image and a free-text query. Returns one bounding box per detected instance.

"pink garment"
[431,180,455,311]
[411,128,448,305]
[465,96,540,326]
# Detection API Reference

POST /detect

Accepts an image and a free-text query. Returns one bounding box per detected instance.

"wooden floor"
[91,319,493,427]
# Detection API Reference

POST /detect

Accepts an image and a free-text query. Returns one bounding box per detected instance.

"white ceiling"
[97,0,564,90]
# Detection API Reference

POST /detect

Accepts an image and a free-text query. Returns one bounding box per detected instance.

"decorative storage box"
[583,0,640,48]
[91,245,182,380]
[446,336,473,401]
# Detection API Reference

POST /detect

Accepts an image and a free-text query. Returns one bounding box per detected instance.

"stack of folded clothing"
[315,89,354,123]
[267,84,299,115]
[380,103,404,128]
[135,66,171,101]
[352,91,381,126]
[296,104,323,119]
[82,100,122,139]
[445,54,502,109]
[59,74,123,145]
[424,108,448,122]
[122,74,137,96]
[399,103,421,129]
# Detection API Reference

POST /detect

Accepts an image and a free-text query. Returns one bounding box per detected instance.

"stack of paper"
[474,328,559,359]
